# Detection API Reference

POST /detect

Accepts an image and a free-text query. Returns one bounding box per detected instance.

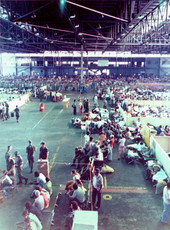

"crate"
[37,159,49,177]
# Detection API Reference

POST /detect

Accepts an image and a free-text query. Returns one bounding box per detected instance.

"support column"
[81,44,84,85]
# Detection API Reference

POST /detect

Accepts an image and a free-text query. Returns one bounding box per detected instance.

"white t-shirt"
[37,173,46,184]
[119,138,126,146]
[33,195,45,211]
[84,135,90,145]
[163,186,170,204]
[95,149,103,161]
[73,174,80,183]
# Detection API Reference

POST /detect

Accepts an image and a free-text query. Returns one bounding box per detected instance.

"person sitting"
[22,210,42,230]
[164,125,170,136]
[67,183,86,206]
[33,190,45,211]
[34,171,46,188]
[82,114,88,122]
[44,177,53,196]
[0,170,13,195]
[34,185,50,209]
[69,201,81,220]
[25,201,43,223]
[89,121,95,134]
[31,171,46,198]
[76,179,87,194]
[65,170,80,195]
[157,125,163,136]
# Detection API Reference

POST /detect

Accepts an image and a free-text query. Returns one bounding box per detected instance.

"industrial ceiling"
[0,0,169,53]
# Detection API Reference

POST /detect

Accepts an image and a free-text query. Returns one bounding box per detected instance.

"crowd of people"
[0,73,170,229]
[0,140,53,230]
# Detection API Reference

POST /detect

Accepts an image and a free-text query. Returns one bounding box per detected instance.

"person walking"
[72,99,77,115]
[161,182,170,224]
[26,140,36,173]
[92,168,103,209]
[14,105,20,123]
[15,151,28,185]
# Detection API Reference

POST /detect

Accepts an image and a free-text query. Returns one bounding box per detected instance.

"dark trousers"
[28,157,34,172]
[92,187,101,208]
[73,107,76,115]
[17,167,27,183]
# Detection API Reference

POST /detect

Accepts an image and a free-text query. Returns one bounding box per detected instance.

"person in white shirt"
[136,118,141,128]
[118,134,126,160]
[84,131,90,146]
[22,210,42,230]
[33,190,45,211]
[92,168,103,209]
[161,182,170,224]
[65,170,80,194]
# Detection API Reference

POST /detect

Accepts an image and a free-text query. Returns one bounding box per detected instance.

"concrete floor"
[0,91,169,230]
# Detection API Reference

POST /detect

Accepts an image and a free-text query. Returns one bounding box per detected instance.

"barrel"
[40,103,45,112]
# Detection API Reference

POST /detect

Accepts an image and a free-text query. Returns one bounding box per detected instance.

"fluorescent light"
[75,24,79,28]
[70,14,76,19]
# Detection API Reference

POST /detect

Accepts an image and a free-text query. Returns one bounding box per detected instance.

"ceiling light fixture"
[70,14,76,19]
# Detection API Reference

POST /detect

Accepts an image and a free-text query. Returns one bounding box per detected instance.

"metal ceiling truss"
[104,0,170,53]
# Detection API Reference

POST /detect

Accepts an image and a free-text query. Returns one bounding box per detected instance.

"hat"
[41,141,45,145]
[28,140,32,143]
[15,151,19,156]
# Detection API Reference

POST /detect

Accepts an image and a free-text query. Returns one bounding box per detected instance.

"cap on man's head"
[28,140,32,143]
[41,141,45,145]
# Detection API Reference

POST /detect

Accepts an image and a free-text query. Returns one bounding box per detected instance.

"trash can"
[40,103,45,112]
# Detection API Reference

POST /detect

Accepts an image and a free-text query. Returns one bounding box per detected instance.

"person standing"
[5,145,12,169]
[78,99,82,115]
[108,135,114,161]
[84,131,90,146]
[26,140,36,173]
[72,99,77,115]
[92,168,103,209]
[5,102,9,120]
[15,151,28,185]
[39,142,48,160]
[161,182,170,224]
[14,105,20,123]
[118,134,126,160]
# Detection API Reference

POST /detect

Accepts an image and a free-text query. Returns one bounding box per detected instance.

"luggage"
[11,112,14,117]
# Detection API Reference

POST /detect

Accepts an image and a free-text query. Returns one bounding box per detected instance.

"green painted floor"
[0,92,169,230]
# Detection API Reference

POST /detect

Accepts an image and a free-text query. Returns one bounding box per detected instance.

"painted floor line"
[104,175,107,189]
[49,146,60,171]
[58,185,154,194]
[32,105,55,130]
[52,109,63,123]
